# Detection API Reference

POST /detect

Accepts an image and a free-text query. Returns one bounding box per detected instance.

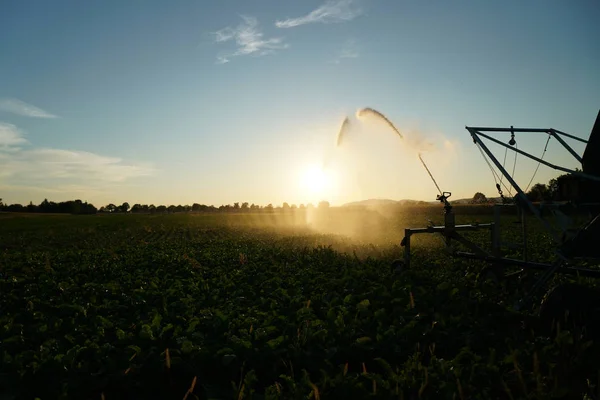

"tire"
[538,282,600,338]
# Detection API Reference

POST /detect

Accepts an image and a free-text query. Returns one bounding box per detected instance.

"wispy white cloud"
[0,98,58,118]
[0,182,144,205]
[213,15,288,63]
[0,123,28,151]
[275,0,363,28]
[0,121,154,194]
[216,56,231,65]
[330,39,360,64]
[1,148,154,182]
[0,183,98,195]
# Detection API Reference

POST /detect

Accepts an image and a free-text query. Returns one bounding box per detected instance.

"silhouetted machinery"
[400,109,600,316]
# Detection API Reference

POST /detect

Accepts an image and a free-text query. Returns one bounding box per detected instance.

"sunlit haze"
[1,0,598,207]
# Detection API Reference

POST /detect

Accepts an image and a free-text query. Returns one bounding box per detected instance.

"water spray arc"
[354,107,447,199]
[322,117,352,170]
[336,117,351,147]
[356,107,403,139]
[325,106,448,202]
[325,105,600,318]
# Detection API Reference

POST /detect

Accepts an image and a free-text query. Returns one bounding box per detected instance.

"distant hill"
[342,196,505,207]
[450,197,504,204]
[342,199,398,207]
[342,198,433,207]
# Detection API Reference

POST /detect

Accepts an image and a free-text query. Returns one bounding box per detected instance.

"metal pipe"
[467,128,561,244]
[405,224,494,234]
[492,206,501,257]
[552,129,589,144]
[473,130,600,182]
[469,129,537,212]
[454,252,600,278]
[521,206,528,262]
[466,126,589,144]
[449,231,490,256]
[404,229,411,267]
[404,223,494,235]
[549,129,583,164]
[466,127,554,133]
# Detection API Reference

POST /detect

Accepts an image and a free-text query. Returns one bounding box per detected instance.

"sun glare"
[301,165,331,197]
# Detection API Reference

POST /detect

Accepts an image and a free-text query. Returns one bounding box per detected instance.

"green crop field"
[1,207,599,400]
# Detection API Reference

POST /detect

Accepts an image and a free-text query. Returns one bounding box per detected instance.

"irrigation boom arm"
[467,126,588,144]
[466,128,600,183]
[468,128,562,243]
[399,115,600,314]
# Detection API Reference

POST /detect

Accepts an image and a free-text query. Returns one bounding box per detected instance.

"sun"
[301,165,330,196]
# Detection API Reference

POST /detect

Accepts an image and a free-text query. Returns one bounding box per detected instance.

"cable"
[499,146,508,187]
[500,140,517,197]
[475,142,514,196]
[512,144,518,178]
[500,143,518,197]
[418,153,443,195]
[525,134,551,193]
[475,143,500,184]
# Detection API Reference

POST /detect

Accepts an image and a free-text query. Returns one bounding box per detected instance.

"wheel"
[538,282,600,337]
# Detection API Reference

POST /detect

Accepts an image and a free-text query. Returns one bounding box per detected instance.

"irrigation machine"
[399,109,600,315]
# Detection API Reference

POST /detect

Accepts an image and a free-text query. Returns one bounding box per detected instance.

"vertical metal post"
[444,209,455,248]
[492,205,501,257]
[404,229,411,268]
[521,208,528,262]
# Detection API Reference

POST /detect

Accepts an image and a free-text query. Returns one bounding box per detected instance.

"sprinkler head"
[509,125,516,146]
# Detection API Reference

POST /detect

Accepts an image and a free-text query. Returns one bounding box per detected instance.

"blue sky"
[1,0,599,207]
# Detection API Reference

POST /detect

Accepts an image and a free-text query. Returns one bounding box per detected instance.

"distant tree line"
[469,172,573,204]
[100,201,330,214]
[1,172,580,217]
[0,198,97,214]
[0,198,332,215]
